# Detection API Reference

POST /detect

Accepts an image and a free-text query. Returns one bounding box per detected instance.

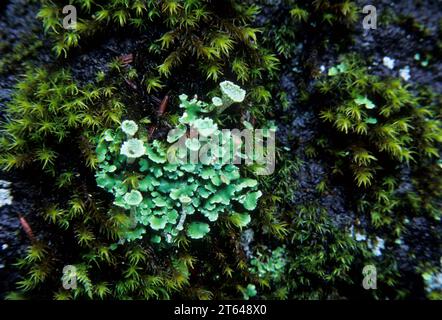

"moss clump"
[259,0,359,59]
[37,0,278,82]
[297,54,442,298]
[311,55,442,192]
[37,0,279,124]
[309,55,442,227]
[0,68,127,176]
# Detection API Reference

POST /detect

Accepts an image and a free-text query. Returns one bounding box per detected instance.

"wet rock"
[0,173,40,298]
[353,0,442,93]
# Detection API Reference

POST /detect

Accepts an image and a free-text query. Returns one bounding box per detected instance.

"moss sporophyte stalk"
[95,82,267,243]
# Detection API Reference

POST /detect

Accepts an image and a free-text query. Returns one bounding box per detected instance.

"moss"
[38,1,277,94]
[307,54,442,229]
[258,0,359,60]
[0,34,43,75]
[310,55,441,193]
[0,67,125,176]
[297,54,442,298]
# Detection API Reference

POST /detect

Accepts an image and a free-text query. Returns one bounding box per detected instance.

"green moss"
[259,0,359,59]
[0,67,125,176]
[0,35,43,75]
[38,1,277,91]
[247,202,365,299]
[311,55,442,193]
[294,54,442,298]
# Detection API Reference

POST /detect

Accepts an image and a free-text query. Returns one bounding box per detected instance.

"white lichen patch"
[0,180,13,208]
[355,232,367,242]
[399,66,411,81]
[0,180,11,188]
[383,56,395,70]
[350,226,385,256]
[350,225,367,242]
[367,237,385,256]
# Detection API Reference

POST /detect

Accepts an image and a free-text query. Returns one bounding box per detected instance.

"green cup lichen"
[95,82,263,243]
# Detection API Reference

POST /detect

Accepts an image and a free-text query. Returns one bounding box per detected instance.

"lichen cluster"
[0,0,441,300]
[95,83,262,243]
